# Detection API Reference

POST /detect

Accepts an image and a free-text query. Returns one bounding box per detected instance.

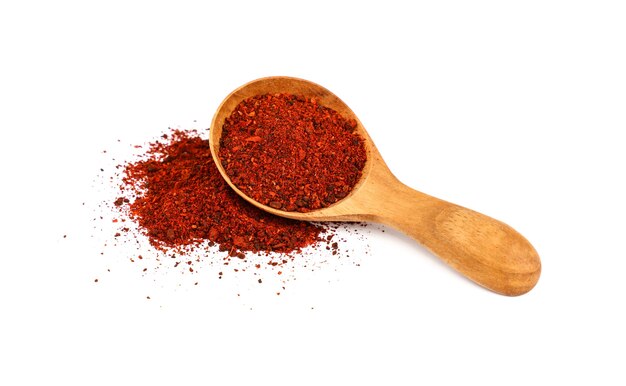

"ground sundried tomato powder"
[219,93,367,212]
[117,129,326,256]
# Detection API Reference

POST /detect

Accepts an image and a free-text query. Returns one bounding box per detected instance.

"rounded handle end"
[432,206,541,296]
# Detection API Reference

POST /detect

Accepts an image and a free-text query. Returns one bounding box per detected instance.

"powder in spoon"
[219,93,367,212]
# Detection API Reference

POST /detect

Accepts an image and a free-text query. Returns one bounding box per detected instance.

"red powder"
[219,93,367,212]
[117,129,326,256]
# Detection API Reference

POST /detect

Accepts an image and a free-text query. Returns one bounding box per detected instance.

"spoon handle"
[373,182,541,296]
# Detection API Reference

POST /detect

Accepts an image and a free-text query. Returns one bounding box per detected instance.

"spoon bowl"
[210,76,541,296]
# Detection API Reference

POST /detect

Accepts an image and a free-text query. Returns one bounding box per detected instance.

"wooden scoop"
[210,76,541,296]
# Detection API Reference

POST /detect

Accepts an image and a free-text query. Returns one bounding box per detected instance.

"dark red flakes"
[117,129,325,254]
[219,93,367,212]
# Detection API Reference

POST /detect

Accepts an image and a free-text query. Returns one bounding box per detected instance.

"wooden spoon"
[210,76,541,296]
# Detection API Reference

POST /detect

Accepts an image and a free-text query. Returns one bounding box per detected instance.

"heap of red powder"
[219,93,367,212]
[115,129,326,257]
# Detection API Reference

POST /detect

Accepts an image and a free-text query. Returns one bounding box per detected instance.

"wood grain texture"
[210,76,541,296]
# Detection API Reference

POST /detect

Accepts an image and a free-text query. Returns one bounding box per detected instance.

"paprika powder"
[219,93,367,212]
[115,129,331,257]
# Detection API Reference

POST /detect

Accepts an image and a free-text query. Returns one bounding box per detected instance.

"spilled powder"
[92,127,372,298]
[118,129,325,257]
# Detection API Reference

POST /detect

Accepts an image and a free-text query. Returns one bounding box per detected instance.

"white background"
[1,1,625,385]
